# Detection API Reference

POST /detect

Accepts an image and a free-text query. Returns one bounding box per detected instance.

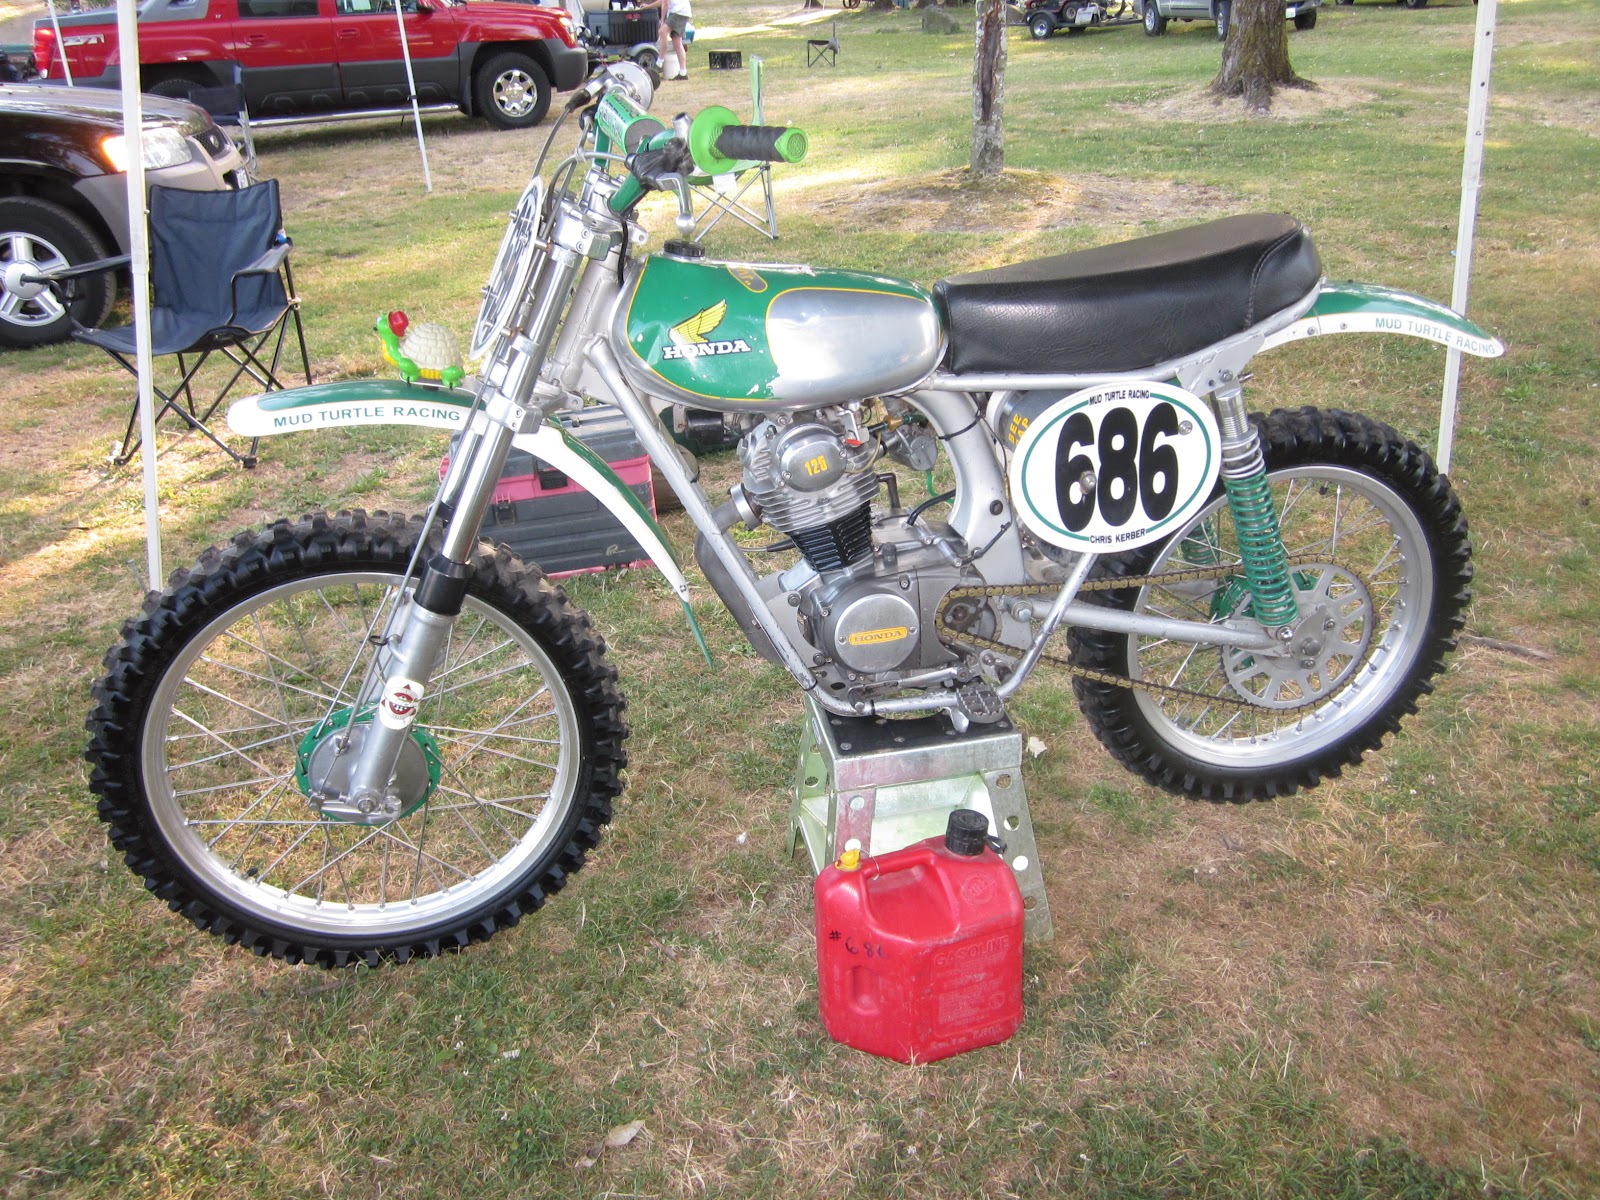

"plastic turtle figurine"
[376,310,465,388]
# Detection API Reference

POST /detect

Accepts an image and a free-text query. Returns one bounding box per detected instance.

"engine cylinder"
[740,418,879,572]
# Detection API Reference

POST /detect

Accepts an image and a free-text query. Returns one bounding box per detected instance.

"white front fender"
[230,380,711,662]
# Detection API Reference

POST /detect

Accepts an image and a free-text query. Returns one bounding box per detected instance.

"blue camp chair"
[71,180,310,467]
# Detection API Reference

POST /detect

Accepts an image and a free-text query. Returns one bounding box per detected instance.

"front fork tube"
[1212,382,1299,631]
[342,244,596,811]
[343,419,518,811]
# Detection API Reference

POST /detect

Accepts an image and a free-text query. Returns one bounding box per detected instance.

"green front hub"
[295,708,443,823]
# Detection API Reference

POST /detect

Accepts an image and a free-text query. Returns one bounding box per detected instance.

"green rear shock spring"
[1222,471,1299,628]
[1215,393,1300,630]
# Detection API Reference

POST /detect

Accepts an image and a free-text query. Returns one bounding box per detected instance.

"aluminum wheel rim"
[0,231,70,329]
[142,571,581,937]
[493,69,538,118]
[1128,464,1434,766]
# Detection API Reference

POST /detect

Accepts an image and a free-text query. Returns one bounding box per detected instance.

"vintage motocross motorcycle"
[86,65,1502,967]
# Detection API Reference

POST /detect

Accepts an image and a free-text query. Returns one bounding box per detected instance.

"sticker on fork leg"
[378,678,425,730]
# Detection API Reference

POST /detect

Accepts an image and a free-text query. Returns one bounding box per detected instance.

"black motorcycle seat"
[932,213,1323,376]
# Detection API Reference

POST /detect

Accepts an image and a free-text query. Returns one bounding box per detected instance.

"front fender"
[1260,282,1505,358]
[229,380,710,661]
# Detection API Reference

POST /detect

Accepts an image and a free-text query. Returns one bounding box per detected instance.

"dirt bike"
[85,64,1502,967]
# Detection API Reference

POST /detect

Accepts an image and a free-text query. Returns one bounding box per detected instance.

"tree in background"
[972,0,1007,175]
[1211,0,1313,113]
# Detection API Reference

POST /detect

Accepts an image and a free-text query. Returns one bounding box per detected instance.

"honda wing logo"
[662,300,754,361]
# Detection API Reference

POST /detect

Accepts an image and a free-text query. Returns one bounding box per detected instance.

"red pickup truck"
[32,0,588,130]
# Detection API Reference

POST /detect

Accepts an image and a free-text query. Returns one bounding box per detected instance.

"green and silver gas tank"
[611,254,944,412]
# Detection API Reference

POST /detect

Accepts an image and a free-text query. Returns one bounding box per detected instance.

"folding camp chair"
[69,180,309,467]
[690,56,780,242]
[807,22,839,68]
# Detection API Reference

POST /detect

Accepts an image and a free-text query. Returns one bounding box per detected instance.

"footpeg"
[956,681,1006,724]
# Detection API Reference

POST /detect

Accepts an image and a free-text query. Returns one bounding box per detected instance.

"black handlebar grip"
[712,124,808,164]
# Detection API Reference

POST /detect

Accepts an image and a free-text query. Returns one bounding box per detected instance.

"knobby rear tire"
[85,510,628,967]
[1068,408,1472,802]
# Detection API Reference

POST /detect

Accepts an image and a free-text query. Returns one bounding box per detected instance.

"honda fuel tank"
[612,255,944,411]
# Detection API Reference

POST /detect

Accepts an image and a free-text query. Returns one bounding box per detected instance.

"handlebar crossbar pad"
[715,125,807,165]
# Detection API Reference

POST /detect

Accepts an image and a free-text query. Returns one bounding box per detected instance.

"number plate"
[1008,381,1221,553]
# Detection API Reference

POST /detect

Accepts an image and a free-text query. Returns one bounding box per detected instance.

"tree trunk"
[971,0,1006,177]
[1209,0,1310,114]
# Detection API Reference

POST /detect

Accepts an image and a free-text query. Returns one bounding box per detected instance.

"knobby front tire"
[1069,408,1472,802]
[85,510,628,967]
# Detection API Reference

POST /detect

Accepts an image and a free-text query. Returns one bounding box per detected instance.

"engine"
[725,411,968,685]
[738,415,880,572]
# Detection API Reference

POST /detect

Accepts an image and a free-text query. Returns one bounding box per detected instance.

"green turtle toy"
[376,310,465,388]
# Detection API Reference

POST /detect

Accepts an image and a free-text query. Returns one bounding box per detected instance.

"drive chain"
[938,555,1377,715]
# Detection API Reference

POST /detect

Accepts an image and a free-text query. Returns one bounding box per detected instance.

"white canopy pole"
[46,0,73,85]
[1438,0,1499,475]
[115,0,161,586]
[393,0,433,193]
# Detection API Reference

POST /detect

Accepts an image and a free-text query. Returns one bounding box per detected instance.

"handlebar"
[582,77,809,227]
[712,124,808,166]
[689,105,808,177]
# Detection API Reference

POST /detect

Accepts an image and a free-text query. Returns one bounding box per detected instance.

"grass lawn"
[1,0,1597,1195]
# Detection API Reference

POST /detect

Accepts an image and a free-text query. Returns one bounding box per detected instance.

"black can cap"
[944,809,990,856]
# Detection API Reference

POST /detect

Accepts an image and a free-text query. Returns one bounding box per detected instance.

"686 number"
[1055,401,1183,532]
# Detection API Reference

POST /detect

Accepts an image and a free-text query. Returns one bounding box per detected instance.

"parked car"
[1137,0,1319,39]
[31,0,588,132]
[0,83,247,349]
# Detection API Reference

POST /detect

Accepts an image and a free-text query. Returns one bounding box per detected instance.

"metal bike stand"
[788,695,1054,941]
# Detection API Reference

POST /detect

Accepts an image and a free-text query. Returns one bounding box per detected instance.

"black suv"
[0,83,247,348]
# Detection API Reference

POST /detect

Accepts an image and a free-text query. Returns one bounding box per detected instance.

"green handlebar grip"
[688,105,808,176]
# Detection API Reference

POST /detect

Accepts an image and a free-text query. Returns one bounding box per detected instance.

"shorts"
[665,12,689,36]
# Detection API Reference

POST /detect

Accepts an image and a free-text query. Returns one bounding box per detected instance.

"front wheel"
[1294,9,1317,29]
[474,51,552,130]
[1143,1,1167,35]
[1029,13,1056,39]
[1068,408,1471,802]
[1215,0,1231,39]
[85,510,628,966]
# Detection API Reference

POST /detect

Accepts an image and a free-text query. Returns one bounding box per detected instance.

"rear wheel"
[1143,1,1167,34]
[0,196,115,348]
[85,510,629,967]
[475,52,552,130]
[1215,0,1231,39]
[1294,9,1317,29]
[1068,408,1472,803]
[1029,13,1056,38]
[1402,0,1427,8]
[147,76,200,101]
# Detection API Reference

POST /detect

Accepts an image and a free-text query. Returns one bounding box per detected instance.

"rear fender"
[229,380,710,661]
[1261,282,1504,358]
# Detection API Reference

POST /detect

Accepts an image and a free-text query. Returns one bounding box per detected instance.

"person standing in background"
[662,0,691,80]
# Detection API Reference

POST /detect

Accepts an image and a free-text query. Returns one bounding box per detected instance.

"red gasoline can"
[814,809,1024,1064]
